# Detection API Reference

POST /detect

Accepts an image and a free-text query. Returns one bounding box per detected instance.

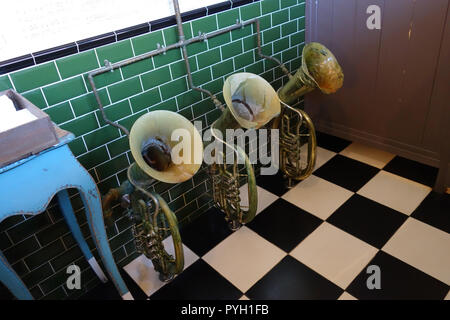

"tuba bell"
[276,42,344,183]
[209,73,280,230]
[103,110,203,281]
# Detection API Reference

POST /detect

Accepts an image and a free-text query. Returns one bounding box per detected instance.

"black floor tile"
[149,259,242,300]
[246,198,322,252]
[383,156,438,187]
[78,269,147,300]
[246,255,343,300]
[256,170,298,197]
[346,251,449,300]
[327,194,407,249]
[411,191,450,234]
[180,207,232,257]
[314,155,379,192]
[316,131,352,153]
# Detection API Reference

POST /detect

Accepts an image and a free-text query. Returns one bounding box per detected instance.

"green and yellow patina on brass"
[276,42,344,183]
[210,73,280,230]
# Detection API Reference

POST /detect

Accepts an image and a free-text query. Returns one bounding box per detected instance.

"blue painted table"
[0,132,133,300]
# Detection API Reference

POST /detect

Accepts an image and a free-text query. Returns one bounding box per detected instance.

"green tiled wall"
[0,0,306,300]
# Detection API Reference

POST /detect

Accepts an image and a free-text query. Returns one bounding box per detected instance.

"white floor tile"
[290,222,378,289]
[123,237,199,296]
[358,171,431,215]
[239,184,279,216]
[240,295,249,300]
[202,226,286,293]
[445,290,450,300]
[338,292,358,300]
[282,175,353,220]
[314,146,337,171]
[340,142,395,169]
[383,218,450,285]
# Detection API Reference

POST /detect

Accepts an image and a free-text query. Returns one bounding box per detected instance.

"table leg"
[0,250,33,300]
[56,189,108,283]
[76,178,133,300]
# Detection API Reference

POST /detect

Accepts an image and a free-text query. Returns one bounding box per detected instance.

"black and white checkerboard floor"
[82,132,450,300]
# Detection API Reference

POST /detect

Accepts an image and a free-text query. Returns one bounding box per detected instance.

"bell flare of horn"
[223,72,281,129]
[279,42,344,104]
[300,42,344,94]
[129,110,203,184]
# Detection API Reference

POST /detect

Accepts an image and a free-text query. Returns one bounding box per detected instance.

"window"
[0,0,223,62]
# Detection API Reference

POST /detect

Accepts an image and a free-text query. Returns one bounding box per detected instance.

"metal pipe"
[87,0,291,134]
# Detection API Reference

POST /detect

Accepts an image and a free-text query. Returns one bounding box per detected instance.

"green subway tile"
[208,32,231,49]
[264,53,282,70]
[36,220,70,247]
[273,37,290,53]
[110,228,133,250]
[178,107,193,120]
[96,154,129,181]
[259,14,272,30]
[84,126,120,150]
[4,237,40,263]
[272,8,289,26]
[187,41,208,56]
[0,75,13,91]
[130,88,161,112]
[71,89,110,117]
[23,263,53,288]
[45,102,74,124]
[184,184,206,203]
[197,48,221,69]
[245,61,264,75]
[149,98,177,112]
[290,30,305,46]
[298,17,305,30]
[192,15,217,35]
[281,0,297,8]
[282,47,298,62]
[192,68,212,86]
[206,108,221,125]
[202,78,223,96]
[218,8,240,28]
[231,25,252,41]
[261,70,274,83]
[234,51,254,70]
[290,56,302,72]
[170,58,197,79]
[212,59,234,79]
[24,240,65,270]
[43,286,67,300]
[262,0,279,14]
[192,99,216,118]
[176,90,202,109]
[85,70,122,91]
[98,175,119,195]
[97,100,132,126]
[290,3,305,18]
[96,40,133,64]
[164,24,192,45]
[8,215,50,243]
[221,40,243,60]
[69,137,86,156]
[169,180,193,199]
[11,62,60,93]
[56,50,99,79]
[263,26,281,44]
[108,77,142,103]
[132,31,164,56]
[107,136,129,158]
[60,113,98,137]
[243,35,257,51]
[43,76,87,106]
[119,110,145,132]
[141,66,171,90]
[153,48,182,68]
[160,77,187,100]
[22,89,47,109]
[282,20,297,36]
[240,2,261,20]
[176,201,198,221]
[121,58,154,79]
